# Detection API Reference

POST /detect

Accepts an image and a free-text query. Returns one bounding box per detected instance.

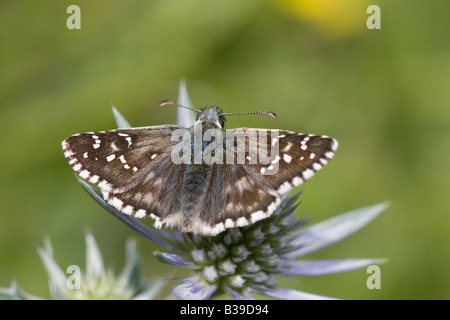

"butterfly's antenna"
[220,110,277,119]
[159,100,201,113]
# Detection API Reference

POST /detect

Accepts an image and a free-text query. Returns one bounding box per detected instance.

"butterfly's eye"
[218,115,225,128]
[196,112,206,122]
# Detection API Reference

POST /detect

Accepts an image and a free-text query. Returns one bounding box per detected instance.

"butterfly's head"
[159,100,277,129]
[196,106,225,129]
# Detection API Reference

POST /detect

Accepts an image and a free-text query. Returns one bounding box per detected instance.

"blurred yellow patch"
[278,0,371,37]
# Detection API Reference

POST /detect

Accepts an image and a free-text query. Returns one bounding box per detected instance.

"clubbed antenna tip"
[220,110,277,119]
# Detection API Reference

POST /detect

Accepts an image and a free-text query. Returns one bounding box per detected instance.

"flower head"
[81,177,386,299]
[75,81,387,299]
[276,0,371,38]
[0,233,165,300]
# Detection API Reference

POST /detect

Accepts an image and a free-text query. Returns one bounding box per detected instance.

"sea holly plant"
[0,233,166,300]
[82,178,387,299]
[0,82,387,300]
[74,81,387,299]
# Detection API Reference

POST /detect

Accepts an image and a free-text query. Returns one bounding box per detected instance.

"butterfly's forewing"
[62,124,182,195]
[256,129,338,196]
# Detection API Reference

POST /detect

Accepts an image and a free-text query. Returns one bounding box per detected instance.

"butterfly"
[62,101,338,235]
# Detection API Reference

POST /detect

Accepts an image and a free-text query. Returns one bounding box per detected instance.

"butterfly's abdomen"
[182,165,210,217]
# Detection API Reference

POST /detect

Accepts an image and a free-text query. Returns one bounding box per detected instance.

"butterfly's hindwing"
[102,154,187,229]
[188,163,280,234]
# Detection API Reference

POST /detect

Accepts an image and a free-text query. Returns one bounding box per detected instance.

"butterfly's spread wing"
[187,128,338,235]
[62,125,189,226]
[63,125,337,236]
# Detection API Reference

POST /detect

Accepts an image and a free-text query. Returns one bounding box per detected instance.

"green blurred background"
[1,0,449,299]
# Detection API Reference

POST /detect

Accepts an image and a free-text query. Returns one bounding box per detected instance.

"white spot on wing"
[301,136,310,144]
[79,170,90,179]
[277,180,292,194]
[283,154,292,163]
[64,150,75,158]
[283,143,293,152]
[111,142,119,152]
[225,219,235,228]
[302,169,315,180]
[135,209,147,218]
[125,137,132,147]
[236,217,248,227]
[98,180,112,192]
[271,155,280,164]
[292,176,304,186]
[106,154,116,162]
[331,138,339,151]
[271,138,279,147]
[325,151,334,159]
[251,210,269,223]
[109,197,124,210]
[122,205,134,215]
[154,221,163,229]
[214,223,225,234]
[312,163,323,171]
